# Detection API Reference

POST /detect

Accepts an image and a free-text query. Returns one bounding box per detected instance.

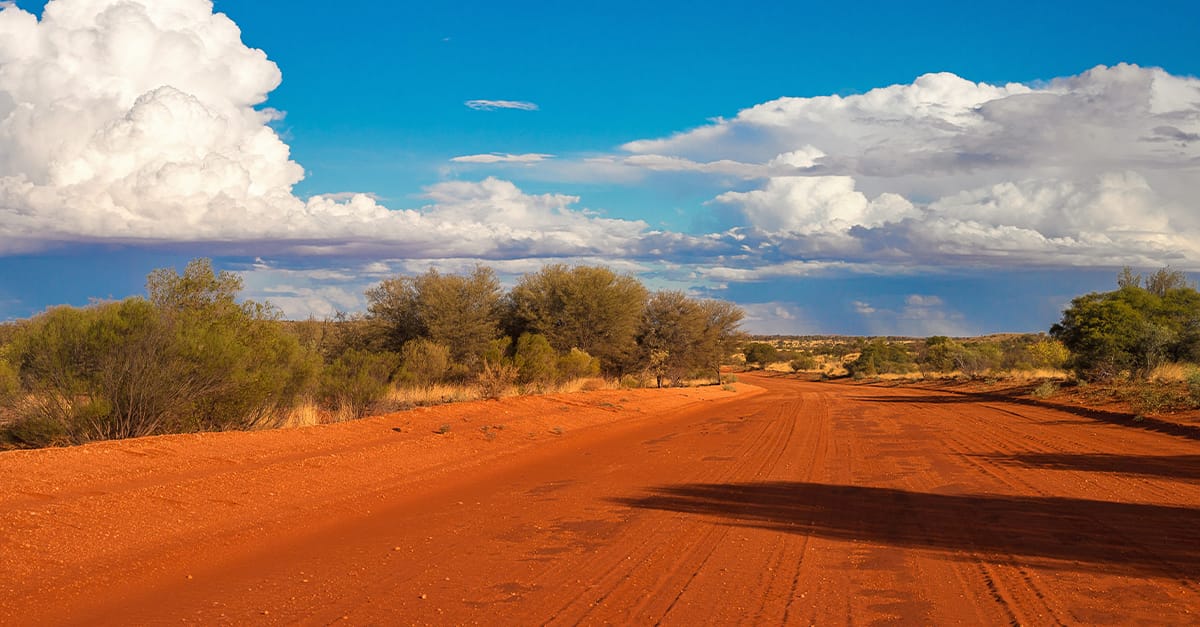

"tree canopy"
[1052,267,1200,380]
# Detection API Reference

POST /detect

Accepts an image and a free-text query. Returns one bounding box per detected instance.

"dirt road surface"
[2,375,1198,625]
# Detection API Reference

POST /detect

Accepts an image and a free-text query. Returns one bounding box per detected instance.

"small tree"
[848,340,915,377]
[366,266,503,369]
[638,291,706,387]
[1050,269,1200,381]
[743,342,779,367]
[510,264,648,375]
[696,300,745,384]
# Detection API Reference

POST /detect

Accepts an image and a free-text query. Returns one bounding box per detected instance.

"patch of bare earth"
[3,374,1198,625]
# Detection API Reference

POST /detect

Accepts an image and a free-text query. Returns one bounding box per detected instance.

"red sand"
[1,374,1197,625]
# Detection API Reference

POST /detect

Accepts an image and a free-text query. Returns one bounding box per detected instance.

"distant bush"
[1026,338,1070,370]
[620,374,646,389]
[920,337,1002,376]
[789,354,817,372]
[743,342,779,367]
[848,340,915,377]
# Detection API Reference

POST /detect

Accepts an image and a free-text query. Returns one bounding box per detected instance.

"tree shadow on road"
[614,482,1200,578]
[976,453,1200,481]
[849,391,1200,442]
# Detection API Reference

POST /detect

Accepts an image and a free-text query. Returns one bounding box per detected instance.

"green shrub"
[1031,381,1058,399]
[2,259,324,446]
[557,347,601,381]
[743,342,779,367]
[1132,386,1172,418]
[848,340,915,377]
[397,339,450,390]
[0,358,18,405]
[1188,369,1200,408]
[789,354,817,372]
[1052,270,1200,381]
[319,349,399,419]
[514,333,558,390]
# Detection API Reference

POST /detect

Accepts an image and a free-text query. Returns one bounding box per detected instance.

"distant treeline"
[0,259,744,448]
[737,266,1200,385]
[740,334,1069,378]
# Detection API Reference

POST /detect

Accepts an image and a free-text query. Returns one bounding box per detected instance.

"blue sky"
[1,0,1198,334]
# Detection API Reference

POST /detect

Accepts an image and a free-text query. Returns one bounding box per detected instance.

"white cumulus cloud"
[619,64,1200,271]
[0,0,667,261]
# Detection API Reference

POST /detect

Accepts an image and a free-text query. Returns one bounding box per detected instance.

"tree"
[695,300,745,384]
[638,291,706,387]
[1051,268,1200,380]
[146,258,244,316]
[743,342,779,367]
[509,265,648,375]
[366,266,503,370]
[1147,267,1191,297]
[847,340,915,377]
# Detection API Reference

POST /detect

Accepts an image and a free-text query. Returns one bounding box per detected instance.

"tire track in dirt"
[3,376,1199,625]
[843,381,1199,624]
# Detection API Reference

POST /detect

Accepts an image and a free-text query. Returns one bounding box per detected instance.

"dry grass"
[382,377,615,411]
[996,368,1071,382]
[874,372,927,382]
[1148,363,1199,383]
[277,401,323,428]
[387,383,483,407]
[852,368,1072,383]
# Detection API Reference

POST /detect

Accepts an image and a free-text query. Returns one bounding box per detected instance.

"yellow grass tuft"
[1148,363,1198,383]
[277,400,323,428]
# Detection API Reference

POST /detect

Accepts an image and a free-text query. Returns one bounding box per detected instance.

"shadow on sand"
[848,388,1200,442]
[976,453,1200,481]
[614,481,1200,578]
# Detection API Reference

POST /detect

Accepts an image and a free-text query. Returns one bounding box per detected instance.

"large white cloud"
[3,0,1198,334]
[619,64,1200,270]
[0,0,662,259]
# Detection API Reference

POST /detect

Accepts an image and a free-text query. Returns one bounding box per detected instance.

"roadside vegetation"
[739,266,1200,420]
[0,259,745,449]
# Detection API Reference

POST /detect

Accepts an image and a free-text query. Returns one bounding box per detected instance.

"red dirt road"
[2,375,1199,625]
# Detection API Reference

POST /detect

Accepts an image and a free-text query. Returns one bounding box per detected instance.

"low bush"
[477,361,518,399]
[1031,381,1059,399]
[0,358,18,406]
[318,349,399,420]
[396,339,450,390]
[1188,369,1200,408]
[848,340,915,377]
[1132,385,1173,418]
[789,354,817,372]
